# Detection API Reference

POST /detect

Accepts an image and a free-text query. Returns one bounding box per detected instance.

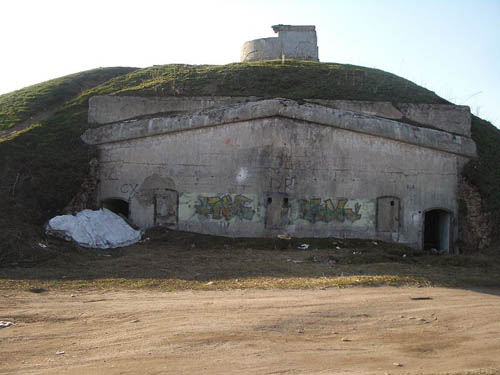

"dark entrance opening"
[102,198,129,218]
[423,209,451,252]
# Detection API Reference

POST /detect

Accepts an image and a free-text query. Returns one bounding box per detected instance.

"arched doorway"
[423,209,451,252]
[102,198,129,218]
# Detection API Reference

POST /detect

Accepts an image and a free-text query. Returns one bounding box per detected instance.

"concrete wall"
[241,25,319,62]
[95,116,465,249]
[88,96,472,137]
[83,99,476,158]
[88,96,260,125]
[306,99,471,137]
[396,103,471,137]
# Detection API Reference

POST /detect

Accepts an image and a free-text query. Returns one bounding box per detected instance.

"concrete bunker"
[241,25,319,62]
[82,96,476,250]
[423,209,452,252]
[102,198,129,218]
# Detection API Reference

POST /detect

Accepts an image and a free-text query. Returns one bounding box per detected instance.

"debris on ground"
[410,296,433,300]
[45,208,142,249]
[276,234,292,250]
[37,242,48,249]
[28,288,47,294]
[0,321,14,329]
[56,351,65,355]
[297,244,310,250]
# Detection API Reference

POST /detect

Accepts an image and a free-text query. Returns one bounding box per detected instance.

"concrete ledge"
[88,95,261,125]
[82,99,476,158]
[396,103,471,137]
[89,95,472,137]
[305,99,404,121]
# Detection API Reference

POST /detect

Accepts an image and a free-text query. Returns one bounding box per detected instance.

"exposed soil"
[2,229,499,289]
[1,230,499,374]
[1,287,500,374]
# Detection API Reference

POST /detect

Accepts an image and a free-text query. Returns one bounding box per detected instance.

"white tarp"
[46,208,142,249]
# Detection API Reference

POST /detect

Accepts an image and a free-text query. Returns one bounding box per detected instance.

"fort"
[241,24,319,62]
[81,26,477,253]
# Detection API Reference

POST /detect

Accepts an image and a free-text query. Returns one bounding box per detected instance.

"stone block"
[396,103,471,137]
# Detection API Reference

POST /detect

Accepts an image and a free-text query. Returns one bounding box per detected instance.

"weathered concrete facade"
[83,97,476,252]
[241,25,319,62]
[88,95,472,137]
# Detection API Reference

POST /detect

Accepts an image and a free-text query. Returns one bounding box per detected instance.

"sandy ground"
[1,286,499,375]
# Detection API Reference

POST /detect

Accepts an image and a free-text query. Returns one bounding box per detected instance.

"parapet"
[88,95,472,137]
[241,24,319,62]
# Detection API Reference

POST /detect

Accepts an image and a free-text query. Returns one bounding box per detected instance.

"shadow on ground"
[1,228,500,291]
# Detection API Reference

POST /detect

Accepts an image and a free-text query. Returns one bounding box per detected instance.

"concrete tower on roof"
[241,25,319,62]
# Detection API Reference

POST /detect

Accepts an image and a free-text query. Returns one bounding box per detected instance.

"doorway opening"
[423,209,451,252]
[102,198,129,218]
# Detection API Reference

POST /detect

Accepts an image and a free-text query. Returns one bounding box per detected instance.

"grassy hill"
[0,61,498,266]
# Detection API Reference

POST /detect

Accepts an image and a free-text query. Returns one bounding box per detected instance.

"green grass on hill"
[0,60,498,266]
[0,67,136,131]
[83,61,449,103]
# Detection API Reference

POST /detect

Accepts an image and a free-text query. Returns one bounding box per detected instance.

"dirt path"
[1,287,499,374]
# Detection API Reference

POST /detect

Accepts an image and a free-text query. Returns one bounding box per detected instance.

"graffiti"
[284,177,296,191]
[102,165,121,181]
[269,174,296,193]
[195,194,255,221]
[120,183,139,198]
[299,198,362,223]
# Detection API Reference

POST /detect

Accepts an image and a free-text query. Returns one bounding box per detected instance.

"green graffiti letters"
[299,198,361,223]
[195,194,255,221]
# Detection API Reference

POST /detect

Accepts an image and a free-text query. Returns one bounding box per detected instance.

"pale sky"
[1,0,499,127]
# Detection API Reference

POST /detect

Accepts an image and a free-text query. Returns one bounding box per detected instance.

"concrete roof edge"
[81,99,476,157]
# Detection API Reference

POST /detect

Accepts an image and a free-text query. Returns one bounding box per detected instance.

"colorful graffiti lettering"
[299,198,362,223]
[195,194,255,221]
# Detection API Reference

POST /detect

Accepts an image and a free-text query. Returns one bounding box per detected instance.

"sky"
[1,0,499,127]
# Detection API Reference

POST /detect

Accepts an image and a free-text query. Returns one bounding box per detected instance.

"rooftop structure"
[241,25,319,62]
